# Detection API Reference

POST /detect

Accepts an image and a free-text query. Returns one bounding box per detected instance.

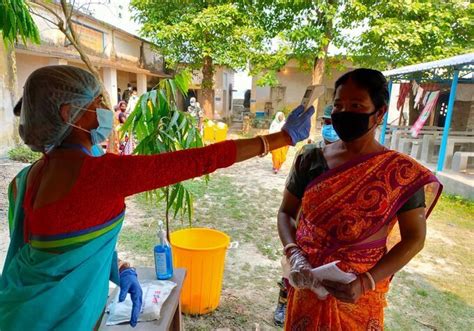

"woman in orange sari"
[278,68,442,330]
[270,112,289,174]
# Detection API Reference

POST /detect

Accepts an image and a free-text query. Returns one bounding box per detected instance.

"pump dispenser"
[154,221,173,279]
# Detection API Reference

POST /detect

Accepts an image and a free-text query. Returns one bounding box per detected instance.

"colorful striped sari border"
[30,211,125,241]
[30,211,125,249]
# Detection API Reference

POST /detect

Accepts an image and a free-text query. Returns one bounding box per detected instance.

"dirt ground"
[1,139,473,330]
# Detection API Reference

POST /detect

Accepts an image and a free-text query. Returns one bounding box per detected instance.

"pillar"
[137,73,147,95]
[103,67,118,106]
[379,80,393,144]
[437,70,459,172]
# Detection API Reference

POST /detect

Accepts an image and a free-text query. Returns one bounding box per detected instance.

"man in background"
[122,83,133,103]
[117,88,122,103]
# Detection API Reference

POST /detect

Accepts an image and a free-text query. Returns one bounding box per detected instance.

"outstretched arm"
[95,106,313,198]
[235,131,291,162]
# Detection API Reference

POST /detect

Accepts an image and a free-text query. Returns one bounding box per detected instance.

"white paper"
[310,261,357,300]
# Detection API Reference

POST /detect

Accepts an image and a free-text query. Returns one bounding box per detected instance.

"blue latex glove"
[282,105,315,145]
[119,268,143,327]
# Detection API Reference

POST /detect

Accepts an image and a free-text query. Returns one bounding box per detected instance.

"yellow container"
[214,122,228,142]
[170,228,230,315]
[203,120,215,143]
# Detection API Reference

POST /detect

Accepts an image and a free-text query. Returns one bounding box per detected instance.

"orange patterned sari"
[285,150,442,331]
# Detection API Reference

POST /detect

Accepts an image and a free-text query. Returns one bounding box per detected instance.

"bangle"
[258,135,269,157]
[283,243,299,255]
[365,271,376,291]
[359,275,366,294]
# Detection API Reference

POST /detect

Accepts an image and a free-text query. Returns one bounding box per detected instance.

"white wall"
[15,53,50,93]
[115,35,140,62]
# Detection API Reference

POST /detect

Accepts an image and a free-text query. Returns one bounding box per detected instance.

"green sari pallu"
[0,166,124,330]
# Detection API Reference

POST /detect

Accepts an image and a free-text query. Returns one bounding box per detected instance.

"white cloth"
[126,95,139,114]
[269,112,286,134]
[106,280,176,325]
[414,87,425,109]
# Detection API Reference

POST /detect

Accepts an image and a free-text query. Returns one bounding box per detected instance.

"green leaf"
[186,190,193,222]
[167,184,180,209]
[173,185,185,219]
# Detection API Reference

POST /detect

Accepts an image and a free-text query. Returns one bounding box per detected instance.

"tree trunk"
[201,56,214,119]
[5,45,21,144]
[310,43,329,134]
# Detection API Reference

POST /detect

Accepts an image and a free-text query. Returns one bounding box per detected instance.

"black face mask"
[331,109,379,142]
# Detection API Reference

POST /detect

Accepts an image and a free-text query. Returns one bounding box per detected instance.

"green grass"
[431,194,474,230]
[118,169,474,330]
[386,271,474,330]
[8,145,41,163]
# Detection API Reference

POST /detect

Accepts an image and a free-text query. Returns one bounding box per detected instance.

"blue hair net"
[19,65,102,152]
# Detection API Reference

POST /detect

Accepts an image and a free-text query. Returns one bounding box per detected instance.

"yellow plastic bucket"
[214,122,228,142]
[203,121,215,143]
[170,228,230,315]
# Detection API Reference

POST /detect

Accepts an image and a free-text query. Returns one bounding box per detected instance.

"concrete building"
[0,2,168,153]
[251,59,355,120]
[188,66,235,121]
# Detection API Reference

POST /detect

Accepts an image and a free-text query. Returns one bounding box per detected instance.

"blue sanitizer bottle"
[154,221,173,280]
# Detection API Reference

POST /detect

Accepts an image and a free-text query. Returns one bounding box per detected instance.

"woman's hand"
[287,247,313,289]
[119,268,143,327]
[282,105,315,145]
[322,275,369,304]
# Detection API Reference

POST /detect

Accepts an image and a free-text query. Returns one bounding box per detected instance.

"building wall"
[214,66,234,120]
[0,3,166,153]
[115,35,140,62]
[189,67,234,119]
[452,84,474,131]
[251,59,354,118]
[16,53,50,93]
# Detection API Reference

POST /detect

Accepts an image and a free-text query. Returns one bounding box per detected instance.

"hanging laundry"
[412,80,419,95]
[410,91,440,137]
[421,82,440,92]
[414,86,425,109]
[397,82,412,110]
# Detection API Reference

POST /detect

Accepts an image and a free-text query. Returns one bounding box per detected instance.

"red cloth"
[420,83,440,92]
[397,83,412,110]
[23,140,237,237]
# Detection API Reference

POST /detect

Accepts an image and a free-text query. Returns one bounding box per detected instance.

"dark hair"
[13,98,22,116]
[334,68,389,110]
[132,87,137,92]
